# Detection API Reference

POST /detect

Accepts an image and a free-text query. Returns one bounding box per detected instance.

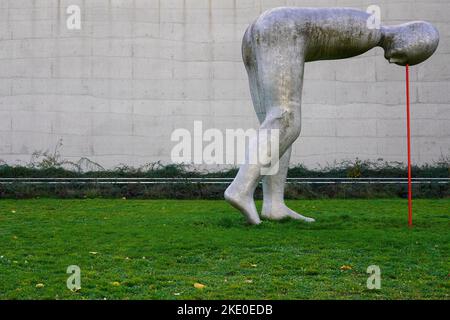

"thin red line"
[406,64,413,227]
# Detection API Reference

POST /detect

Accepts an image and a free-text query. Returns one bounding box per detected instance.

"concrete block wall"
[0,0,449,169]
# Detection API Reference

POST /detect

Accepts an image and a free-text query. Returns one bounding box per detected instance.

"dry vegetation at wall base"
[0,157,449,199]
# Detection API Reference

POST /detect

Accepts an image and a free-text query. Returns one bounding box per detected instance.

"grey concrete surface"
[0,0,448,169]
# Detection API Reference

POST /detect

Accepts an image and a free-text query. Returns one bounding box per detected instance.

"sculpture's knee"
[263,107,301,143]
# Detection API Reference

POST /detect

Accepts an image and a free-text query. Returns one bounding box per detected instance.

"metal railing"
[0,177,448,185]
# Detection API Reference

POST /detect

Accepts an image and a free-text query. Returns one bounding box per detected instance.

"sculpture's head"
[381,21,439,66]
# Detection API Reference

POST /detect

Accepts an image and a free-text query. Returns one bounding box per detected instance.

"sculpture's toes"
[262,204,315,223]
[287,210,315,223]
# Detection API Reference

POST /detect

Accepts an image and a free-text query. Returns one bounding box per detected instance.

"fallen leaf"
[89,252,98,255]
[251,264,257,268]
[111,281,121,286]
[340,265,352,271]
[35,283,45,288]
[194,282,205,289]
[244,279,253,283]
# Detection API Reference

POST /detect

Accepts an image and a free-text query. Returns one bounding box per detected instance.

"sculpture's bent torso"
[243,8,382,63]
[225,7,439,225]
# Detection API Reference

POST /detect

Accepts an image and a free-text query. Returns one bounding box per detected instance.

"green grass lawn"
[0,198,448,300]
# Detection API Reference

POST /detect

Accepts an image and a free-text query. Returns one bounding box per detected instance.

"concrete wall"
[0,0,449,169]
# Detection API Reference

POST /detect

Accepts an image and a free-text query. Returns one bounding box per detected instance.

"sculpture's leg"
[225,31,305,224]
[222,31,262,225]
[261,147,315,222]
[244,45,315,222]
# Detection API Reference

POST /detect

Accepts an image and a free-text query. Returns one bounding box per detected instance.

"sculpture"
[224,7,439,225]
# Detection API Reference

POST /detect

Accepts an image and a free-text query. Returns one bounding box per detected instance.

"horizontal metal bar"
[0,177,448,181]
[0,180,448,185]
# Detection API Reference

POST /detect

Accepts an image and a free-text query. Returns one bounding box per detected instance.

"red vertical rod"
[406,64,413,227]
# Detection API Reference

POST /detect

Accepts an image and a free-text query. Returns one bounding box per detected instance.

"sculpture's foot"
[224,186,261,225]
[262,203,315,223]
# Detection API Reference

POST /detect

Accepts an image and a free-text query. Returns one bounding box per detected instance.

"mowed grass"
[0,199,448,300]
